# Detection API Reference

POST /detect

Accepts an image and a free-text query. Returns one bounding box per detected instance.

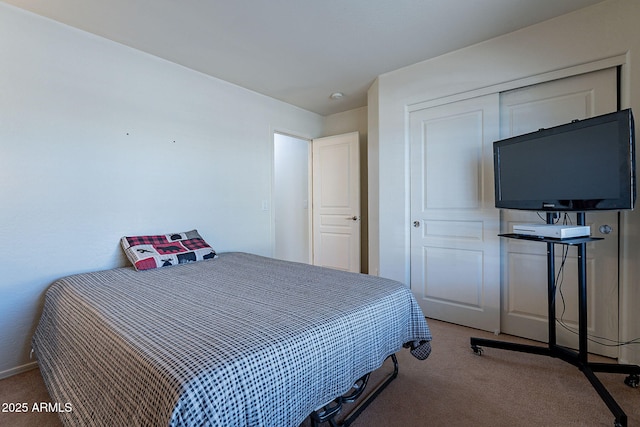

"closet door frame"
[406,55,628,357]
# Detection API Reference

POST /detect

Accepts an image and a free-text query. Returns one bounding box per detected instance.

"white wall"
[0,3,324,377]
[367,82,380,277]
[370,0,640,363]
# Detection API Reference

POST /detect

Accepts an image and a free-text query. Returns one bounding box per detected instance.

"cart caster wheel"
[471,345,483,356]
[624,373,639,388]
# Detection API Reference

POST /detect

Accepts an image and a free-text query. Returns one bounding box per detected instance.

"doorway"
[273,131,362,272]
[273,132,311,264]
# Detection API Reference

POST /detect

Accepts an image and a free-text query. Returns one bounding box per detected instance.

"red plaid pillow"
[121,229,216,271]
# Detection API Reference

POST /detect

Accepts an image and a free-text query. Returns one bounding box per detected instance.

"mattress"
[32,252,431,426]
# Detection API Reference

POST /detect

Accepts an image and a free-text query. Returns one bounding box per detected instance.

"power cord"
[551,213,640,348]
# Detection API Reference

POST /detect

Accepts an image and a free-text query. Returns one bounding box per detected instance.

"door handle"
[413,221,420,228]
[346,216,360,221]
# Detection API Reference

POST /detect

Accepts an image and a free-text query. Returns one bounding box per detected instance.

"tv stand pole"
[470,212,640,427]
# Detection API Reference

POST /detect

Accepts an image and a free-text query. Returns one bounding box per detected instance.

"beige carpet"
[1,319,638,426]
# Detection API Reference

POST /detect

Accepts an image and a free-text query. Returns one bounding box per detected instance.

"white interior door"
[410,94,501,332]
[312,132,360,272]
[499,68,619,357]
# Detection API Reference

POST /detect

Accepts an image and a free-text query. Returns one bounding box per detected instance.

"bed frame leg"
[310,353,398,427]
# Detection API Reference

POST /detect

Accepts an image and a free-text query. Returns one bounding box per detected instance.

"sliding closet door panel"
[410,94,500,332]
[500,68,618,357]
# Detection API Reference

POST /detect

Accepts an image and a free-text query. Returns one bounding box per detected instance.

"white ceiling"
[5,0,605,116]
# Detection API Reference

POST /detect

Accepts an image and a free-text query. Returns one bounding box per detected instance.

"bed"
[33,248,431,426]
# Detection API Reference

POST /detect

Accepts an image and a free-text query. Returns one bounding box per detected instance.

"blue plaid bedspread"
[33,252,431,426]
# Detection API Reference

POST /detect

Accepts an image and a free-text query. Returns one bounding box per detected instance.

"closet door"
[500,68,619,357]
[410,94,501,332]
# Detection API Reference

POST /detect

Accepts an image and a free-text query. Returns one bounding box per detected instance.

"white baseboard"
[0,361,38,380]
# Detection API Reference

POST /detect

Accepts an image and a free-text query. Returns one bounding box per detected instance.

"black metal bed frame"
[309,353,398,427]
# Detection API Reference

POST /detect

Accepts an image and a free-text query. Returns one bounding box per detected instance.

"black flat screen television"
[493,108,635,211]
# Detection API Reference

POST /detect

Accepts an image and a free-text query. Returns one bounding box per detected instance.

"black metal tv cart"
[469,212,640,427]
